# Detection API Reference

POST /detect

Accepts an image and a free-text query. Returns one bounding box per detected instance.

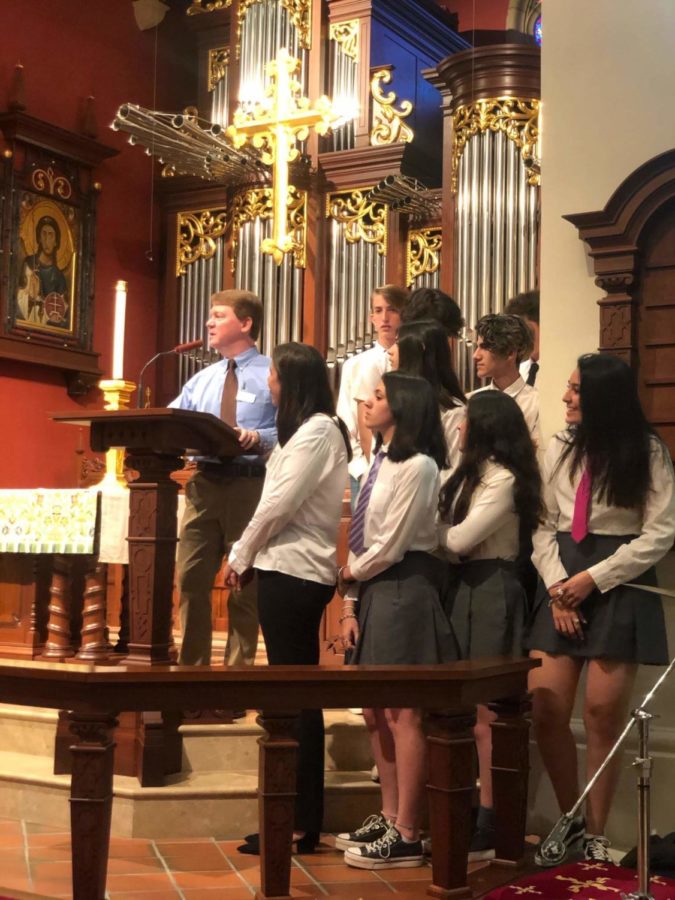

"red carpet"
[485,861,675,898]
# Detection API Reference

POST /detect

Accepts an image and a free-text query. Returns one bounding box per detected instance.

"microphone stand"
[137,350,174,408]
[537,588,675,900]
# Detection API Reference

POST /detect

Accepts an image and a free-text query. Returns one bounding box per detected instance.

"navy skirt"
[352,551,459,665]
[525,532,669,665]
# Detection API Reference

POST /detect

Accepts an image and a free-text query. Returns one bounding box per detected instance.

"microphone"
[137,339,205,408]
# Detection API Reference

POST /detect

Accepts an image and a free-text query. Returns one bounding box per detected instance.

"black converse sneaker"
[335,813,390,851]
[584,834,612,863]
[344,825,424,870]
[468,806,495,862]
[534,815,586,867]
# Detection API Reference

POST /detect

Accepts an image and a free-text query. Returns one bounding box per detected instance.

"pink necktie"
[571,467,592,543]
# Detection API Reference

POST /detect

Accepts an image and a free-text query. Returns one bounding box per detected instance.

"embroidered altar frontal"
[485,861,675,898]
[0,489,99,554]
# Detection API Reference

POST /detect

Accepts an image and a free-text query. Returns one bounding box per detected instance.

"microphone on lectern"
[137,339,205,408]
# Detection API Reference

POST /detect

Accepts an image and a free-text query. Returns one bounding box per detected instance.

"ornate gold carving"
[208,47,230,91]
[451,96,541,192]
[370,67,414,146]
[327,188,387,255]
[329,20,359,61]
[231,186,307,271]
[186,0,233,15]
[237,0,312,57]
[407,227,442,286]
[176,208,228,276]
[31,166,72,199]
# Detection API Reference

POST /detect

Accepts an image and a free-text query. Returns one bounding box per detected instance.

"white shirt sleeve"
[229,428,334,574]
[349,455,439,582]
[438,466,516,557]
[531,437,569,588]
[587,446,675,593]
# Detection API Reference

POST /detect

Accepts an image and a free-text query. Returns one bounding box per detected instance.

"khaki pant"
[176,471,263,665]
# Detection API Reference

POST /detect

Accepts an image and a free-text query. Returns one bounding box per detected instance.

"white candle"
[112,280,127,380]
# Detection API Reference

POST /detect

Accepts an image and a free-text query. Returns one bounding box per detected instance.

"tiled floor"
[0,818,496,899]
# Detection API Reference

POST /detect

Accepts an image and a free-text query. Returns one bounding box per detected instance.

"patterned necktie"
[220,358,238,427]
[571,467,592,543]
[527,361,539,386]
[349,450,386,556]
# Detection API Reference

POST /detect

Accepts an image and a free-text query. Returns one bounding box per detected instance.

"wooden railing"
[0,657,537,900]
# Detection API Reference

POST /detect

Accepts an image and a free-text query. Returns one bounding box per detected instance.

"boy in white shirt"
[337,285,409,505]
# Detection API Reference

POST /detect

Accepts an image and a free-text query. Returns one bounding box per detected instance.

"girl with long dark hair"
[527,353,675,865]
[391,319,466,473]
[335,372,457,871]
[437,390,542,861]
[223,341,351,855]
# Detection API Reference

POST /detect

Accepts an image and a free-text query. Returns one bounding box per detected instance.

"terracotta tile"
[29,860,72,881]
[296,848,345,866]
[106,873,176,892]
[0,878,34,896]
[172,870,249,890]
[181,890,255,900]
[163,856,232,872]
[155,840,216,852]
[0,821,23,839]
[0,856,29,873]
[226,856,260,871]
[215,840,247,855]
[29,882,74,898]
[106,857,166,875]
[0,835,25,849]
[109,838,157,858]
[28,845,74,862]
[23,821,65,834]
[322,884,396,897]
[376,865,432,882]
[288,888,326,898]
[27,833,71,849]
[0,866,32,885]
[108,892,181,900]
[239,866,313,888]
[305,864,384,883]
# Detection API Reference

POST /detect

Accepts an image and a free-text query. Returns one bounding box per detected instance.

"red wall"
[0,0,193,487]
[437,0,509,32]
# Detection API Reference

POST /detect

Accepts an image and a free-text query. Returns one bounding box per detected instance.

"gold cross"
[227,49,341,264]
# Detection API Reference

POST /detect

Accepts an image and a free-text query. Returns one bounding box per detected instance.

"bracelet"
[337,565,356,584]
[339,613,358,624]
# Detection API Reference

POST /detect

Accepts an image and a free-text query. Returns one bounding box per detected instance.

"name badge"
[237,389,256,403]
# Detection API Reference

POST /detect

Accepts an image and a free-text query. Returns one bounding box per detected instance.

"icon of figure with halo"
[16,209,72,329]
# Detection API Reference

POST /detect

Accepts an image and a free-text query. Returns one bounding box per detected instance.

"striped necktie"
[349,450,386,556]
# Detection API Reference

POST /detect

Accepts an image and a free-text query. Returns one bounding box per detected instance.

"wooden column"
[69,711,118,900]
[425,711,476,899]
[490,694,532,865]
[41,554,77,660]
[76,559,111,662]
[256,711,300,900]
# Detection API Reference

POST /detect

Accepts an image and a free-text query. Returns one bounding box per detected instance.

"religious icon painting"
[13,190,79,337]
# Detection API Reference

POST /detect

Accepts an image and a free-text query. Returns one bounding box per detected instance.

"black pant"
[257,569,334,834]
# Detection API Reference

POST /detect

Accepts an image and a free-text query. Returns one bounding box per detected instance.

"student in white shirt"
[505,290,540,387]
[336,373,457,871]
[223,342,351,857]
[437,390,542,862]
[527,353,675,866]
[389,318,466,475]
[471,313,540,442]
[349,285,409,481]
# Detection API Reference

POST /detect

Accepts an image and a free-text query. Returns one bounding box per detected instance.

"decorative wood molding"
[430,44,540,111]
[564,149,675,364]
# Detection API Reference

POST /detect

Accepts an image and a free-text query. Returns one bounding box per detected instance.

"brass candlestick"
[98,378,137,489]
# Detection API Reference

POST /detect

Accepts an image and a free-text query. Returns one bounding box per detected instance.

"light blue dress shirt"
[169,346,277,464]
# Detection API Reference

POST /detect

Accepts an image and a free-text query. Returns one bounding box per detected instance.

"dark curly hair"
[475,313,534,365]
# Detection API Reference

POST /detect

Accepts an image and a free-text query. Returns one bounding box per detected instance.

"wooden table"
[0,657,537,900]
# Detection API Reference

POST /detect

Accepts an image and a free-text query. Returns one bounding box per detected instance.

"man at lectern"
[169,290,277,667]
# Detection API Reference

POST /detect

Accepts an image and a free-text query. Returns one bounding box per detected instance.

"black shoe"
[237,831,319,855]
[535,815,585,868]
[344,826,424,870]
[468,825,495,862]
[335,813,390,851]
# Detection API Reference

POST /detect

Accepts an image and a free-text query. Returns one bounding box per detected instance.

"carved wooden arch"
[564,149,675,366]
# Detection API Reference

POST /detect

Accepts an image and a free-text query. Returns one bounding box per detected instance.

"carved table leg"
[76,558,112,662]
[256,711,300,900]
[41,554,76,659]
[489,694,532,865]
[69,712,118,900]
[426,711,476,899]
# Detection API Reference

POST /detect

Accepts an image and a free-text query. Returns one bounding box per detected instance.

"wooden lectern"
[52,409,242,783]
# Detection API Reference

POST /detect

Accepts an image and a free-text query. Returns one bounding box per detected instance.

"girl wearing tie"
[223,342,351,855]
[527,353,675,865]
[389,319,466,474]
[437,390,542,861]
[336,372,457,871]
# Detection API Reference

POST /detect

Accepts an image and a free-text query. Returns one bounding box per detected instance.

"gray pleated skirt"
[444,559,526,660]
[352,551,459,665]
[525,532,669,665]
